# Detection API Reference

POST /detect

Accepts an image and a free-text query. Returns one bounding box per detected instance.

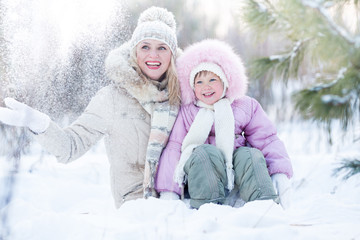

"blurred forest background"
[0,0,359,174]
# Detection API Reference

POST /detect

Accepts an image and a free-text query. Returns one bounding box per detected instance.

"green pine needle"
[333,158,360,180]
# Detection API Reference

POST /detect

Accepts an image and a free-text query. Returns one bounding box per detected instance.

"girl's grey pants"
[184,144,279,209]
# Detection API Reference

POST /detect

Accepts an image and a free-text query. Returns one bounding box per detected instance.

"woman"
[0,7,181,208]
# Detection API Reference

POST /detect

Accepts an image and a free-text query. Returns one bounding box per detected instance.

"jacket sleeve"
[244,98,293,178]
[33,87,112,163]
[155,107,188,195]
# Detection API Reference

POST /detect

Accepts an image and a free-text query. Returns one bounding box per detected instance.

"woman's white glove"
[271,173,291,210]
[0,97,50,133]
[159,191,180,200]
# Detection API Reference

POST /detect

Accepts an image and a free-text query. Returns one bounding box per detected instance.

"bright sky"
[38,0,122,55]
[6,0,356,60]
[5,0,122,58]
[3,0,243,67]
[5,0,238,48]
[187,0,238,36]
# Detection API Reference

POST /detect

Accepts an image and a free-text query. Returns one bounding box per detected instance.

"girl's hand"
[271,173,291,209]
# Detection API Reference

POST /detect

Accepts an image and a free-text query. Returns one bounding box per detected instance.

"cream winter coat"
[34,42,179,208]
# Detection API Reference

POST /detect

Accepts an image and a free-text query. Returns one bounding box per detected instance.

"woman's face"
[136,39,172,81]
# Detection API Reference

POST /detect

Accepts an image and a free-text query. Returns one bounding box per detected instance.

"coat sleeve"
[33,87,112,163]
[155,107,188,195]
[243,98,293,178]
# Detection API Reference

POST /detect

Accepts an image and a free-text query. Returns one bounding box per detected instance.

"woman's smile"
[145,61,161,69]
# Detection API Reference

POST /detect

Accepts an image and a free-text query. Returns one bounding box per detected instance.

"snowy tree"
[240,0,360,178]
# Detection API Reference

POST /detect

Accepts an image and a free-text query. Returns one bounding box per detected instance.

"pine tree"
[240,0,360,179]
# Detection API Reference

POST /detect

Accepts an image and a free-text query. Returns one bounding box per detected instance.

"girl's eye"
[159,46,167,50]
[195,80,202,85]
[141,45,149,50]
[209,78,217,82]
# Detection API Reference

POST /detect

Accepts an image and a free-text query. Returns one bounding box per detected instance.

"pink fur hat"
[177,39,248,105]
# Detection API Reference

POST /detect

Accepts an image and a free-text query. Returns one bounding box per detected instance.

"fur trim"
[177,39,248,105]
[105,42,139,85]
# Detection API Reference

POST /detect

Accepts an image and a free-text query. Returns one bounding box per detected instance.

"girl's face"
[136,39,172,81]
[194,71,224,105]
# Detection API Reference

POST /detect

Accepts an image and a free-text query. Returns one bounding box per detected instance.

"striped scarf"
[140,97,178,198]
[112,75,178,198]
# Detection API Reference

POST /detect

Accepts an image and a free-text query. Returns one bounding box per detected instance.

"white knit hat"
[130,7,177,55]
[189,62,229,98]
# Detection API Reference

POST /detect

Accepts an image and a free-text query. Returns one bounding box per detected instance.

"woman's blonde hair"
[130,47,181,106]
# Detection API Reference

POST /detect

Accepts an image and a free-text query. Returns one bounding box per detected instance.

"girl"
[0,7,181,208]
[155,39,293,209]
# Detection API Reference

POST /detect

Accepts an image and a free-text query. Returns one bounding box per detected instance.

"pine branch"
[293,89,352,128]
[241,0,290,36]
[333,158,360,180]
[250,38,309,83]
[302,0,360,47]
[293,66,359,130]
[307,67,347,92]
[241,0,360,131]
[321,92,355,106]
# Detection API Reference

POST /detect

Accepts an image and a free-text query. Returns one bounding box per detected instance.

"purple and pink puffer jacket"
[155,97,293,195]
[154,39,293,195]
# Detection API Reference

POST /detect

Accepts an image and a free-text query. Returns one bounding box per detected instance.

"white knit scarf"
[174,98,235,191]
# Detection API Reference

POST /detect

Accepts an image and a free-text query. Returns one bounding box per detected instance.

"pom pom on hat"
[130,7,177,55]
[137,7,176,31]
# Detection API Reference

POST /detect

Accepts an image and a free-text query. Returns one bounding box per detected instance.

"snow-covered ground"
[1,121,360,240]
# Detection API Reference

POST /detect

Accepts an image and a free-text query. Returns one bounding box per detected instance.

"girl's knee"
[193,144,221,156]
[184,144,228,208]
[190,144,225,167]
[232,147,276,202]
[233,147,264,167]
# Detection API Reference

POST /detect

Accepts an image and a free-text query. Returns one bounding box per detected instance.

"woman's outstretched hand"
[271,173,291,210]
[0,98,50,133]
